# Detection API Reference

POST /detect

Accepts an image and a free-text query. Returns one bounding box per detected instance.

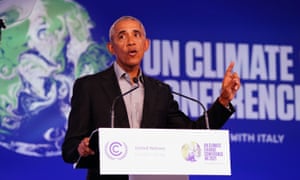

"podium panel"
[99,128,231,176]
[129,175,188,180]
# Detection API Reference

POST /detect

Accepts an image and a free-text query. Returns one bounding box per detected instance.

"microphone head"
[0,19,6,29]
[133,77,139,84]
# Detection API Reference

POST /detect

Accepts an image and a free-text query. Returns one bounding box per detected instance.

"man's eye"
[134,33,141,37]
[118,35,125,39]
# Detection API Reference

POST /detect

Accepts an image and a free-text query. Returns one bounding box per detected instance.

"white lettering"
[204,42,217,78]
[225,43,249,79]
[230,133,256,143]
[215,43,225,78]
[264,45,279,80]
[198,81,213,111]
[143,39,161,76]
[250,45,267,80]
[232,85,244,119]
[144,40,297,123]
[277,85,294,121]
[296,86,300,121]
[180,81,200,117]
[162,40,180,77]
[185,41,203,77]
[143,40,180,77]
[280,46,294,81]
[258,84,276,120]
[244,83,258,119]
[257,134,285,144]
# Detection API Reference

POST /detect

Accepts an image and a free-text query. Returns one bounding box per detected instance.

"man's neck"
[115,61,141,83]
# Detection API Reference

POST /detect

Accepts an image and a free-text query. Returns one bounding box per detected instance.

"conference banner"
[0,0,299,179]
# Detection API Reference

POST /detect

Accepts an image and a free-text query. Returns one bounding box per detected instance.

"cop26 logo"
[181,141,201,162]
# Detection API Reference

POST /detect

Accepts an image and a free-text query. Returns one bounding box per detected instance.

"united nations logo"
[105,141,128,160]
[181,141,201,162]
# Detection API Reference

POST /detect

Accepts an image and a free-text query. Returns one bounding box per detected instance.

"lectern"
[97,128,231,179]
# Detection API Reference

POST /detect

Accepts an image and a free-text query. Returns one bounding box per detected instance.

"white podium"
[98,128,231,179]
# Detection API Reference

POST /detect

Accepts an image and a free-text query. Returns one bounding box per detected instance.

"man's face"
[107,19,149,72]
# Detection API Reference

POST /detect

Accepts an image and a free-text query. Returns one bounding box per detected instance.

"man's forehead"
[114,19,142,32]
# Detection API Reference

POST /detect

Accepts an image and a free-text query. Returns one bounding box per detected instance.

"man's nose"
[127,35,136,46]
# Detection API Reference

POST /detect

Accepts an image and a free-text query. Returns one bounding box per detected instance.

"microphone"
[111,77,139,128]
[0,19,6,29]
[171,90,210,129]
[154,80,210,129]
[0,19,6,43]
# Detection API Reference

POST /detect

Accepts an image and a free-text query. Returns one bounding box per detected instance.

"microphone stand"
[111,78,139,128]
[172,91,210,129]
[0,19,6,43]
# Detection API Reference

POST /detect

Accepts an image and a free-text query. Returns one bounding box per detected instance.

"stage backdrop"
[0,0,299,179]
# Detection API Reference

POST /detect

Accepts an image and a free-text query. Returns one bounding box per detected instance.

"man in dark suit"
[62,16,240,180]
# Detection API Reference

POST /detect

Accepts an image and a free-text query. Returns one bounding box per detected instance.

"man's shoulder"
[77,66,114,81]
[74,66,114,88]
[143,75,170,90]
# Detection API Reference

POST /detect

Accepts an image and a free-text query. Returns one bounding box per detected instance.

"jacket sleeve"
[204,99,234,129]
[62,78,93,163]
[161,82,234,130]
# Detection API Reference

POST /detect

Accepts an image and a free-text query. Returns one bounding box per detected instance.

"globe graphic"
[0,0,111,157]
[181,141,201,162]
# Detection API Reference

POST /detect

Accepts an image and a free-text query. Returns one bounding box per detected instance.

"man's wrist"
[218,96,230,107]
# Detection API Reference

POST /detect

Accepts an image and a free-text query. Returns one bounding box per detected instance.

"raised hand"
[219,61,241,107]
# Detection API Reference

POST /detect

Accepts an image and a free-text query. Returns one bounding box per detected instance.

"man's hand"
[219,61,241,107]
[77,137,95,157]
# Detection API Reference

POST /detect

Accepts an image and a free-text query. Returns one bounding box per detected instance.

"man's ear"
[107,42,114,55]
[144,38,150,51]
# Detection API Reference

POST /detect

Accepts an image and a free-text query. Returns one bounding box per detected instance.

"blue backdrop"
[0,0,299,179]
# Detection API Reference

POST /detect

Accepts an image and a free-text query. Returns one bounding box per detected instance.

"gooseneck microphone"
[111,77,139,128]
[172,90,210,129]
[0,19,6,43]
[155,79,210,129]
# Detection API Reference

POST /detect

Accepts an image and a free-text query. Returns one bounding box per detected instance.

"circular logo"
[105,141,128,160]
[181,141,201,162]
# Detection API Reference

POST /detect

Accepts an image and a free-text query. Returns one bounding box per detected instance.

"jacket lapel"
[140,76,159,128]
[100,66,130,128]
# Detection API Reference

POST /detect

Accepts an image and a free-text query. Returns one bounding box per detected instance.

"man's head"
[107,16,149,73]
[108,16,146,41]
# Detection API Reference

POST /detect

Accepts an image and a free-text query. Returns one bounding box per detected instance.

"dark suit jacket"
[62,65,234,180]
